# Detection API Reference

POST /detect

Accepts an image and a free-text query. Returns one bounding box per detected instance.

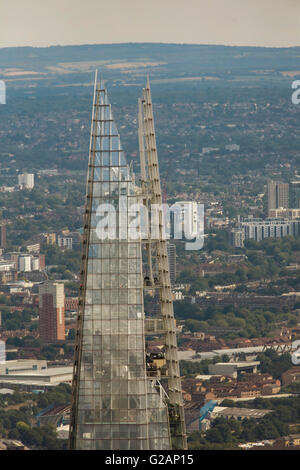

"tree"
[205,427,224,444]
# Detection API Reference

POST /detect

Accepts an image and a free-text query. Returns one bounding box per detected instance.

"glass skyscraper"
[69,74,186,450]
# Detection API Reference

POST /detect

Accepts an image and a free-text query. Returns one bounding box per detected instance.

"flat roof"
[179,346,267,361]
[9,367,73,377]
[195,375,215,380]
[0,359,47,365]
[0,379,64,387]
[212,362,260,367]
[0,388,14,394]
[212,406,273,417]
[218,407,272,417]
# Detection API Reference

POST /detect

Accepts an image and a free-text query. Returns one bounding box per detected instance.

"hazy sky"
[1,0,300,48]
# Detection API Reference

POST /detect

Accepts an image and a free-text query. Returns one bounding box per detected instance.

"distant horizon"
[1,41,300,51]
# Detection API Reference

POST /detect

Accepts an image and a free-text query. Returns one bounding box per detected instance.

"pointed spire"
[146,73,150,90]
[98,74,105,91]
[94,69,98,89]
[70,76,174,451]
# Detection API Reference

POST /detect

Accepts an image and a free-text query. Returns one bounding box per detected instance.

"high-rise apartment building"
[277,183,289,209]
[39,254,46,270]
[167,243,177,285]
[0,224,6,249]
[229,228,245,248]
[289,181,300,209]
[39,281,65,342]
[57,234,73,250]
[18,173,34,190]
[267,181,289,216]
[31,257,40,271]
[69,76,186,450]
[267,181,277,212]
[18,255,32,272]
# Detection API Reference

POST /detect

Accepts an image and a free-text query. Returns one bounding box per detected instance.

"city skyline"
[0,17,300,450]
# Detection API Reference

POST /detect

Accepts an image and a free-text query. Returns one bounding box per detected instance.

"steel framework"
[139,78,187,449]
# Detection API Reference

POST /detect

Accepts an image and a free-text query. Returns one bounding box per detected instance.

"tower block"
[69,73,186,450]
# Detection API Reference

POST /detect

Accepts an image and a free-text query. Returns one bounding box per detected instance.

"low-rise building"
[65,297,78,312]
[210,406,273,421]
[282,367,300,386]
[0,439,29,450]
[239,218,300,242]
[0,359,47,375]
[274,434,300,449]
[208,362,260,379]
[0,365,73,391]
[26,243,40,254]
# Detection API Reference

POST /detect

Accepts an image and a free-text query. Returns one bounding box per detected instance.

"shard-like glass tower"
[69,74,186,450]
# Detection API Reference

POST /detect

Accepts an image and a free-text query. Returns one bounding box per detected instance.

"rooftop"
[213,361,260,367]
[4,366,72,377]
[212,406,273,418]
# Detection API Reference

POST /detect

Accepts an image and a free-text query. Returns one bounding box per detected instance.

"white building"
[18,173,34,190]
[0,362,72,390]
[173,201,198,238]
[0,261,15,272]
[18,255,31,272]
[225,144,240,151]
[240,218,300,242]
[0,359,47,375]
[31,257,40,271]
[268,208,300,219]
[26,243,40,254]
[57,235,73,250]
[173,291,184,301]
[208,361,260,378]
[0,341,5,364]
[0,186,15,193]
[229,228,245,247]
[202,147,219,154]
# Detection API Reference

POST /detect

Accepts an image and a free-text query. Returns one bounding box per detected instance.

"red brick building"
[39,254,46,270]
[39,281,65,341]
